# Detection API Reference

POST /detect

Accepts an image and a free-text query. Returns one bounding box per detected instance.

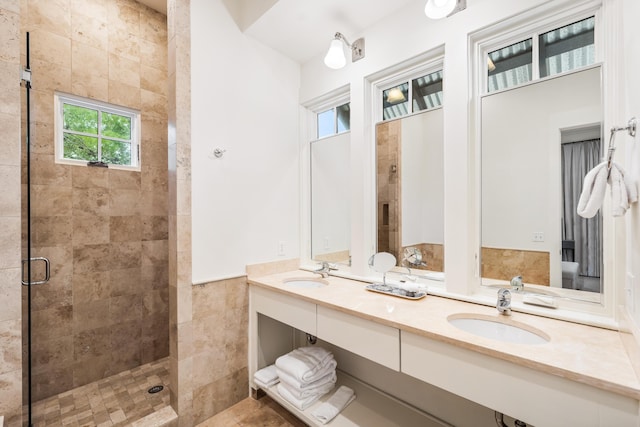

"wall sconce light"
[324,32,365,69]
[424,0,466,19]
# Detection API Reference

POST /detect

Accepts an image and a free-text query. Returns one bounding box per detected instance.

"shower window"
[317,102,350,139]
[486,15,596,93]
[55,93,141,170]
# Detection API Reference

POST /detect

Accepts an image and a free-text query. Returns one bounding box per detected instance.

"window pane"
[336,103,350,133]
[63,133,98,161]
[102,112,132,140]
[412,70,443,112]
[488,39,533,92]
[382,83,409,120]
[102,139,132,165]
[317,109,334,139]
[63,104,98,134]
[539,16,595,78]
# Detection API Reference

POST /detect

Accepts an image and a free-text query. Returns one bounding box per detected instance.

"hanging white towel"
[311,385,356,425]
[253,364,279,388]
[577,161,638,218]
[275,347,336,384]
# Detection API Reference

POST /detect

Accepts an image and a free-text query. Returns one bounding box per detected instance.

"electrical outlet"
[532,232,544,242]
[277,241,285,256]
[324,237,330,250]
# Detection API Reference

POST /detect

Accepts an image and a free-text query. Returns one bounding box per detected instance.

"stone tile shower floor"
[31,357,170,426]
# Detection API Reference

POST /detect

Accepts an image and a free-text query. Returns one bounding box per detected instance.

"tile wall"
[376,120,401,259]
[167,2,252,424]
[21,0,169,402]
[481,247,550,286]
[0,0,24,424]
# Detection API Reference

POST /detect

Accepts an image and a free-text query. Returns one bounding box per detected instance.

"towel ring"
[606,117,636,173]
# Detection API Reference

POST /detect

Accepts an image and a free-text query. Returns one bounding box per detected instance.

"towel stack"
[253,364,279,389]
[275,346,337,410]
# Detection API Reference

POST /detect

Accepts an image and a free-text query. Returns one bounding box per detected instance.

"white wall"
[622,0,640,326]
[401,109,444,246]
[190,0,301,283]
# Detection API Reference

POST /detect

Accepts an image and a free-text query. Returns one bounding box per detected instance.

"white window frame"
[314,94,351,140]
[479,7,601,95]
[373,53,445,124]
[380,68,444,121]
[54,92,141,171]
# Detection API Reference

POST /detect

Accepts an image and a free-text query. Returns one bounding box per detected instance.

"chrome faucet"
[497,288,512,315]
[314,261,334,278]
[510,275,524,292]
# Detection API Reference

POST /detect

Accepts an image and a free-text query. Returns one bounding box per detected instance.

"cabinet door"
[317,305,400,370]
[251,287,316,335]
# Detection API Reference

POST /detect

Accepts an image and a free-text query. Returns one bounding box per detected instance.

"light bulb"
[324,39,346,69]
[424,0,457,19]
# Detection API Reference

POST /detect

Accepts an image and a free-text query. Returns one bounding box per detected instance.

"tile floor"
[31,357,170,426]
[196,396,307,427]
[30,357,305,427]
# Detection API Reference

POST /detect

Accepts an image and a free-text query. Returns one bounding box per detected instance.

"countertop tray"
[365,283,426,300]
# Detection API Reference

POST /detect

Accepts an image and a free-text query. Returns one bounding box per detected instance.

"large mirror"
[311,132,351,264]
[481,66,603,300]
[375,108,444,276]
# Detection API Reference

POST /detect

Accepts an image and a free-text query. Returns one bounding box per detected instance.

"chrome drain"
[148,385,164,394]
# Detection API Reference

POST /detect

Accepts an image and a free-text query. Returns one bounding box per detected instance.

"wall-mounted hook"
[213,148,226,158]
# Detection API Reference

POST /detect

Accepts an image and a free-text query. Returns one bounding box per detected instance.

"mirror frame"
[470,0,624,323]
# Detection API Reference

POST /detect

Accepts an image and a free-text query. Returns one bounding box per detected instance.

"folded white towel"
[276,382,322,411]
[254,365,279,388]
[276,367,336,391]
[577,161,638,218]
[279,378,335,401]
[275,347,336,384]
[311,385,356,425]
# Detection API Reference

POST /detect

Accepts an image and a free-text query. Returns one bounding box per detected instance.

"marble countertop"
[248,270,640,401]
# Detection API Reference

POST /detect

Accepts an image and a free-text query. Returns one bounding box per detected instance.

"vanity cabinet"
[250,286,316,335]
[401,331,639,427]
[317,306,400,371]
[248,280,640,427]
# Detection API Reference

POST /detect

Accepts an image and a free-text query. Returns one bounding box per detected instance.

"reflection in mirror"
[311,132,350,264]
[376,108,444,275]
[481,66,603,300]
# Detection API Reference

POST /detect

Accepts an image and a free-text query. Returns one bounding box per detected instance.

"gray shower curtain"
[561,138,602,277]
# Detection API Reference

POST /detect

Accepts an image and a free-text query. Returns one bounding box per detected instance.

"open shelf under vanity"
[256,370,448,427]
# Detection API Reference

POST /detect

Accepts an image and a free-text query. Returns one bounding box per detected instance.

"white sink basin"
[447,314,549,345]
[283,278,328,289]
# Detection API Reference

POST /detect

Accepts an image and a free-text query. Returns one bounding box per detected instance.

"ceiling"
[135,0,419,64]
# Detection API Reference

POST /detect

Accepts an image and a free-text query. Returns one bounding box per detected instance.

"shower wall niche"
[21,0,169,401]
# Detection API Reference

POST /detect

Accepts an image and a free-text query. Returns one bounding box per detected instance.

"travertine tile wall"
[167,2,251,425]
[20,0,169,402]
[167,0,194,425]
[0,0,24,425]
[481,247,550,286]
[376,120,401,259]
[191,278,249,424]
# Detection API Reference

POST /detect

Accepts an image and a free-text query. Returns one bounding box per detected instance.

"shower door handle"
[21,257,50,285]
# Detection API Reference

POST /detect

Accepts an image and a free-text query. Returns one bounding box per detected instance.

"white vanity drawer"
[317,305,400,371]
[251,287,316,335]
